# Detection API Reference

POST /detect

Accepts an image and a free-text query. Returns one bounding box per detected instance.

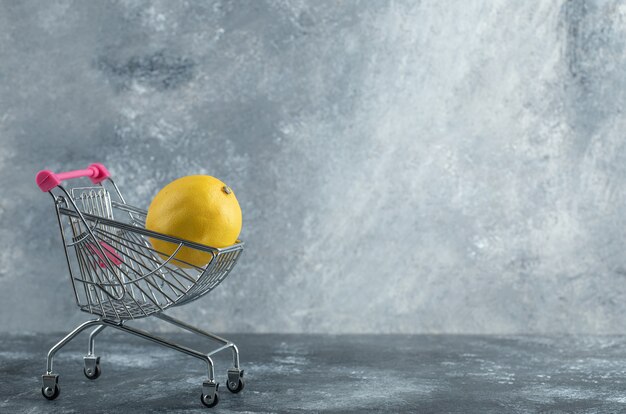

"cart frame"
[36,163,245,408]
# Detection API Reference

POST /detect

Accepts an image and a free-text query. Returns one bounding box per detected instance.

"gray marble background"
[1,0,625,334]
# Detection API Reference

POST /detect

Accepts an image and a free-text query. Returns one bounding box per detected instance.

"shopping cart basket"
[35,163,245,408]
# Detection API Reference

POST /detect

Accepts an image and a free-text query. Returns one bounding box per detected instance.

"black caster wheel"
[227,377,245,393]
[200,391,219,408]
[83,364,101,380]
[41,384,60,400]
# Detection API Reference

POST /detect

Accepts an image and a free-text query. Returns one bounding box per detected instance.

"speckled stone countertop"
[1,331,626,413]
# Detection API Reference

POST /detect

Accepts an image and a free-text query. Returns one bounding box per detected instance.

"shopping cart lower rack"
[35,163,245,408]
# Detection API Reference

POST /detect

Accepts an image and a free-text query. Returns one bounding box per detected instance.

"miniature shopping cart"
[35,163,245,408]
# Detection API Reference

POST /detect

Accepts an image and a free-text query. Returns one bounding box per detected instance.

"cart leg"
[84,325,106,380]
[101,320,220,407]
[154,313,243,374]
[154,312,244,391]
[87,325,106,356]
[42,319,102,400]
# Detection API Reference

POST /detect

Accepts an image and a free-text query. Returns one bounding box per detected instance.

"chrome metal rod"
[58,206,226,255]
[207,344,233,357]
[208,343,239,369]
[101,320,216,381]
[154,313,229,344]
[87,325,106,355]
[154,313,240,368]
[229,344,240,369]
[46,319,102,373]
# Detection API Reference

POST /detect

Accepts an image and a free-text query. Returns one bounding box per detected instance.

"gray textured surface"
[3,331,626,413]
[2,0,626,334]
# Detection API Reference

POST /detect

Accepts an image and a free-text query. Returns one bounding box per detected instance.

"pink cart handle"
[36,163,111,192]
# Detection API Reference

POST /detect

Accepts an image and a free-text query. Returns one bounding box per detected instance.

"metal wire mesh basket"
[61,185,243,320]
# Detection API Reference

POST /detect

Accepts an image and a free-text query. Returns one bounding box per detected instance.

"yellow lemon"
[145,175,242,268]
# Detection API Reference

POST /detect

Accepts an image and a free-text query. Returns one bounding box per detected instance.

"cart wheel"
[200,391,219,408]
[227,377,245,393]
[84,363,101,380]
[41,384,60,400]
